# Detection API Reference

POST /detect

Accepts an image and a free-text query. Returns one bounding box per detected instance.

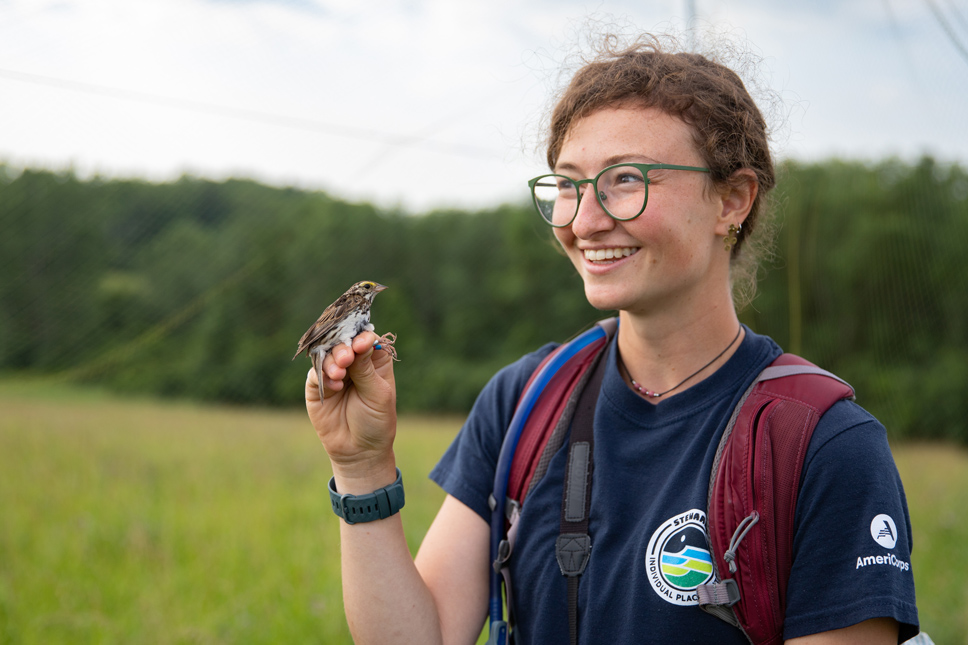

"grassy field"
[1,379,965,644]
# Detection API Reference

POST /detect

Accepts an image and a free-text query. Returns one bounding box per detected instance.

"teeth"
[584,247,636,262]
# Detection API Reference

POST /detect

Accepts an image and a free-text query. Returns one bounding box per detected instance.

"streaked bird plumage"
[293,280,388,401]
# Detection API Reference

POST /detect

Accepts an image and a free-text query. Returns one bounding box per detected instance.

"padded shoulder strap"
[506,317,617,506]
[700,354,854,645]
[487,318,617,645]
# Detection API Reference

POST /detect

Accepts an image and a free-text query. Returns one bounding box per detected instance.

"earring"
[724,224,741,253]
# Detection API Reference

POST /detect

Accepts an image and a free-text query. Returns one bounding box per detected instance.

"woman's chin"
[582,285,628,313]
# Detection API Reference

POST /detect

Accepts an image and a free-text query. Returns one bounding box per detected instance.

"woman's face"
[552,105,736,317]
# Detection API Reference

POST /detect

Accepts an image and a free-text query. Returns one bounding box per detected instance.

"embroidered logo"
[645,509,714,606]
[870,514,898,549]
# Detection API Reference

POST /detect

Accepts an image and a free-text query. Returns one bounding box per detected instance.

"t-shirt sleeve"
[429,344,556,522]
[783,400,919,641]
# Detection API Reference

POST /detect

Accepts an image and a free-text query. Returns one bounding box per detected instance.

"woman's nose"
[570,187,615,239]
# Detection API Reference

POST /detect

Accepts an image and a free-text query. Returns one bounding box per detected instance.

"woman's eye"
[616,172,644,184]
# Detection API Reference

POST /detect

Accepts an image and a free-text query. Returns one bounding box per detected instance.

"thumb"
[342,335,396,423]
[346,343,378,386]
[342,333,390,396]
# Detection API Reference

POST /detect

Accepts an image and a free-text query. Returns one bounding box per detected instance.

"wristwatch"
[328,468,405,524]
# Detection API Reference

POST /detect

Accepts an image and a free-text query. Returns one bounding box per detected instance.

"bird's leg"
[374,332,399,361]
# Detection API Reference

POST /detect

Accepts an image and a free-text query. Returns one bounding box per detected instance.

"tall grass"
[1,379,965,643]
[894,444,968,643]
[0,379,454,644]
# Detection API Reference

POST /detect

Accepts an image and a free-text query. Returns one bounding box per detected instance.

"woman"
[307,36,919,644]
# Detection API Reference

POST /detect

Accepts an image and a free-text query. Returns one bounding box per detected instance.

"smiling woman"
[548,106,742,317]
[300,31,920,645]
[543,40,778,312]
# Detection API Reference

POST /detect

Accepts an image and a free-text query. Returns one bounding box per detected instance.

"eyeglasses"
[528,163,710,227]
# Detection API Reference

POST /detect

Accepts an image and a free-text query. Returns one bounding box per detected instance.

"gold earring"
[724,224,741,253]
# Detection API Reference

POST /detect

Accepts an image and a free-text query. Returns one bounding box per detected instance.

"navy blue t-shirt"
[430,327,919,643]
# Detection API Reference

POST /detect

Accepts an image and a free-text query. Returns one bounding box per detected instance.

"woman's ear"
[715,168,758,236]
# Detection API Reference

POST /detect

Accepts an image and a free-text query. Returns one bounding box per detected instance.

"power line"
[923,0,968,67]
[686,0,698,52]
[882,0,929,91]
[0,67,505,161]
[942,0,968,34]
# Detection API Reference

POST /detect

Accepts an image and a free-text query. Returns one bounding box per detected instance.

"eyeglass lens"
[532,164,648,226]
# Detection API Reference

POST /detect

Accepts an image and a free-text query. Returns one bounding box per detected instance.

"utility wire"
[0,67,505,160]
[882,0,930,93]
[942,0,968,34]
[923,0,968,66]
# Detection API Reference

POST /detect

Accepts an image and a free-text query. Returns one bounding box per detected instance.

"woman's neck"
[616,306,744,402]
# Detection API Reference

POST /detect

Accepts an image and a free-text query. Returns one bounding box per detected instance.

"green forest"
[2,157,967,443]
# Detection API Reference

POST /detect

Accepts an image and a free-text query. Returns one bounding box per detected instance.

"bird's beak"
[374,283,388,292]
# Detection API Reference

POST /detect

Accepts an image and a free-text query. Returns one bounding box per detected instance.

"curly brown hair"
[546,35,777,309]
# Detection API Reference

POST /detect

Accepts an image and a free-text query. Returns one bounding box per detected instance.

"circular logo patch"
[870,514,898,549]
[645,509,714,606]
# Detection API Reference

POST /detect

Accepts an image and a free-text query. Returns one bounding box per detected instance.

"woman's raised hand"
[305,331,398,481]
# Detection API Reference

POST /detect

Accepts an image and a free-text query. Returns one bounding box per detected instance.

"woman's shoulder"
[493,342,560,389]
[468,342,560,423]
[807,398,887,464]
[429,342,561,521]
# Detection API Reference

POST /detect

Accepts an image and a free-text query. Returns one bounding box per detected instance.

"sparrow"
[293,280,396,402]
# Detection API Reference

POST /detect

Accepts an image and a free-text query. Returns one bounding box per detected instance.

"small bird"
[293,280,396,402]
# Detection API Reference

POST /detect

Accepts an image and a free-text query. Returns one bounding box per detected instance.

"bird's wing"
[292,293,364,358]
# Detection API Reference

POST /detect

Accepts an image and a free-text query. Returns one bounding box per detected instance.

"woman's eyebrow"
[554,154,664,174]
[552,161,582,175]
[603,154,662,166]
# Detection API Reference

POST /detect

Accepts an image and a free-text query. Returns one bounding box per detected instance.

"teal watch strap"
[329,468,405,524]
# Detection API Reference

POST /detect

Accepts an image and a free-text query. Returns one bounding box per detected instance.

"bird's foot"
[374,332,399,361]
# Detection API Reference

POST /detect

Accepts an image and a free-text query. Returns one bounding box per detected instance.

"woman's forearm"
[339,509,444,644]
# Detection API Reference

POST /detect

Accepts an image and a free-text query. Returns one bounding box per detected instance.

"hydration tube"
[486,323,608,645]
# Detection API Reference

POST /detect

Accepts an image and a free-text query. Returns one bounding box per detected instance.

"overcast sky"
[1,0,966,211]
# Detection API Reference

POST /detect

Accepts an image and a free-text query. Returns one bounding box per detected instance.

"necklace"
[623,326,743,399]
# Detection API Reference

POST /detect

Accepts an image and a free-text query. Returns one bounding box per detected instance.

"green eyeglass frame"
[528,162,711,227]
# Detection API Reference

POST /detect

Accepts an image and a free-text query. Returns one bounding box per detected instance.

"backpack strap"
[698,354,855,645]
[509,318,617,504]
[487,318,617,645]
[555,343,609,645]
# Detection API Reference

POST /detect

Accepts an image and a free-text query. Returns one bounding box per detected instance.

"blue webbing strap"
[486,323,607,645]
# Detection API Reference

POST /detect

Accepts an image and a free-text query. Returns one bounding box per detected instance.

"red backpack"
[486,318,854,645]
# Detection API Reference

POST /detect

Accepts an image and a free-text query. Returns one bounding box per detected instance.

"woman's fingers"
[318,332,380,393]
[304,330,397,465]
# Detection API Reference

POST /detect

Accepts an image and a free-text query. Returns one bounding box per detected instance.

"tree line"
[1,158,966,443]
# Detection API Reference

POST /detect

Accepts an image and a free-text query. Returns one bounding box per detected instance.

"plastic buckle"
[493,539,512,573]
[505,498,521,523]
[485,620,508,645]
[335,493,358,525]
[722,578,741,607]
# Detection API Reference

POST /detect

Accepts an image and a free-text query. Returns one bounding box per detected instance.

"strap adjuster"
[697,577,741,608]
[555,533,592,576]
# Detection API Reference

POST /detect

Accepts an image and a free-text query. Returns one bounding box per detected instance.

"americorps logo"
[856,513,910,573]
[871,513,898,549]
[645,509,714,606]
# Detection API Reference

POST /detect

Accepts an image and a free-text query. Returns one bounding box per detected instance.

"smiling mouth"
[583,247,638,263]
